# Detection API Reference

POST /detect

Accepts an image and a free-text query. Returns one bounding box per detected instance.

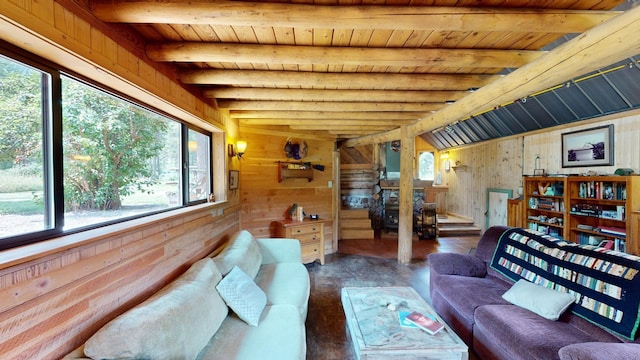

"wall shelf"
[278,161,313,182]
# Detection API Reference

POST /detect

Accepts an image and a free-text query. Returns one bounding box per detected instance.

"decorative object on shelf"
[390,140,401,152]
[229,170,239,190]
[228,141,247,159]
[561,124,614,168]
[614,168,635,176]
[533,155,545,176]
[283,138,308,160]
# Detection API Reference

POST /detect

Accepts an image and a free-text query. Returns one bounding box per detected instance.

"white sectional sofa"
[64,230,310,360]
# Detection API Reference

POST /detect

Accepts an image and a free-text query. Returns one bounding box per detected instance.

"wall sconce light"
[228,140,248,159]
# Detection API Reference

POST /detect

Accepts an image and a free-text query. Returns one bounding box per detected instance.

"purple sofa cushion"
[430,274,511,343]
[559,342,640,360]
[474,305,600,360]
[428,253,487,277]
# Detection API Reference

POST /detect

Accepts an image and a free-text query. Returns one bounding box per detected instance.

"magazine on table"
[398,311,418,328]
[405,311,445,335]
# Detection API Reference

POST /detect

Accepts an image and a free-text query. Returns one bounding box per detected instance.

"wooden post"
[398,127,414,264]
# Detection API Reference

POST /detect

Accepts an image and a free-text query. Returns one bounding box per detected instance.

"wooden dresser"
[273,219,329,265]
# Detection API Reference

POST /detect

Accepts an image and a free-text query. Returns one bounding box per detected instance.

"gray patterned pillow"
[216,265,266,326]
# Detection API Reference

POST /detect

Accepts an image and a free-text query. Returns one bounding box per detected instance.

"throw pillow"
[502,279,575,321]
[216,265,267,326]
[83,258,228,360]
[428,253,487,277]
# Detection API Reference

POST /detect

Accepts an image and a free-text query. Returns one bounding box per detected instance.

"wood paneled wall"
[238,127,335,253]
[523,113,640,175]
[0,204,240,359]
[439,111,640,231]
[440,137,523,229]
[1,1,239,358]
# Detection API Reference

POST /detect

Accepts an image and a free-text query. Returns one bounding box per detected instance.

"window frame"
[0,43,214,250]
[417,151,436,181]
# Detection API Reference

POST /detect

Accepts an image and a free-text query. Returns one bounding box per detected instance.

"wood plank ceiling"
[89,0,625,140]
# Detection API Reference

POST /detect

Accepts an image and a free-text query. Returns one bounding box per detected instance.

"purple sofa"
[428,226,640,360]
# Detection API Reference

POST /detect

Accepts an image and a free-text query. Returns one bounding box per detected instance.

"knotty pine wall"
[439,110,640,231]
[1,1,242,358]
[238,127,336,252]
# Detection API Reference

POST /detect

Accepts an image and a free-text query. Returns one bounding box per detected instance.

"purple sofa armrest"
[559,342,640,360]
[428,253,487,277]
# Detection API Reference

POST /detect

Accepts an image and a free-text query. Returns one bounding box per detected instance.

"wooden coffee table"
[341,286,468,360]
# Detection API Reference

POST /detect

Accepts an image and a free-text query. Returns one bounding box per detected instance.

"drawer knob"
[296,229,301,233]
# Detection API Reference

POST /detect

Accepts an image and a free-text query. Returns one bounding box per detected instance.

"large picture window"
[0,55,52,239]
[0,50,213,249]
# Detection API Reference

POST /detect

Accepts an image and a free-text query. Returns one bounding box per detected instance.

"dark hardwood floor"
[305,233,481,360]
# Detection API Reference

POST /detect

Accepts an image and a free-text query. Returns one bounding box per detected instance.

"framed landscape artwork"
[561,125,614,168]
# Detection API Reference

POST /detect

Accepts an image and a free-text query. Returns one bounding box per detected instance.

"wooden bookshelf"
[523,176,568,239]
[567,176,638,254]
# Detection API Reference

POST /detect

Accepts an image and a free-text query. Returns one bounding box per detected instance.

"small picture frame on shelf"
[229,170,239,190]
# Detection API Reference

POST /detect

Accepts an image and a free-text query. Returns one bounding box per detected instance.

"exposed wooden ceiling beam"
[92,1,618,33]
[147,43,544,68]
[343,5,640,147]
[229,111,425,120]
[239,119,414,126]
[205,88,468,103]
[218,100,442,112]
[291,125,395,131]
[329,131,382,136]
[181,70,499,90]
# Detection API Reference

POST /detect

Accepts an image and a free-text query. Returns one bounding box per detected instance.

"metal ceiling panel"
[422,55,640,150]
[517,97,560,128]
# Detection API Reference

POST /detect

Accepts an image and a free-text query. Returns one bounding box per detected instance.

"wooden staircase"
[340,208,374,240]
[437,214,482,237]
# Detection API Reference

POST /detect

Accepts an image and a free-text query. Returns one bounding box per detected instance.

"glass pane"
[187,129,210,202]
[418,152,435,181]
[62,76,182,230]
[0,56,50,239]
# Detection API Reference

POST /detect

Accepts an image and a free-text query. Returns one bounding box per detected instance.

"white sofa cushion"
[213,230,263,278]
[217,266,267,326]
[83,258,227,360]
[255,263,310,319]
[198,304,306,360]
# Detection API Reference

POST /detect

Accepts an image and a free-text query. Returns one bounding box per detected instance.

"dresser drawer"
[295,233,320,244]
[288,223,322,236]
[301,243,320,259]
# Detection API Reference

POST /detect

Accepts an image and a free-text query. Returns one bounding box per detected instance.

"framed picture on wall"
[561,125,614,168]
[229,170,239,190]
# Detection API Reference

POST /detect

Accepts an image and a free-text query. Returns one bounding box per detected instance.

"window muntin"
[0,55,51,239]
[418,152,435,181]
[0,51,213,247]
[187,128,211,203]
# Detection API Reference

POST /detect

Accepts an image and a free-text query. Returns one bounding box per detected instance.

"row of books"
[577,181,627,201]
[570,204,625,220]
[528,222,561,237]
[537,198,564,212]
[577,233,626,252]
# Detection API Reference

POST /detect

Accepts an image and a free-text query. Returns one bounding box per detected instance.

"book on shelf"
[598,226,626,237]
[405,311,445,335]
[597,239,627,253]
[578,181,627,200]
